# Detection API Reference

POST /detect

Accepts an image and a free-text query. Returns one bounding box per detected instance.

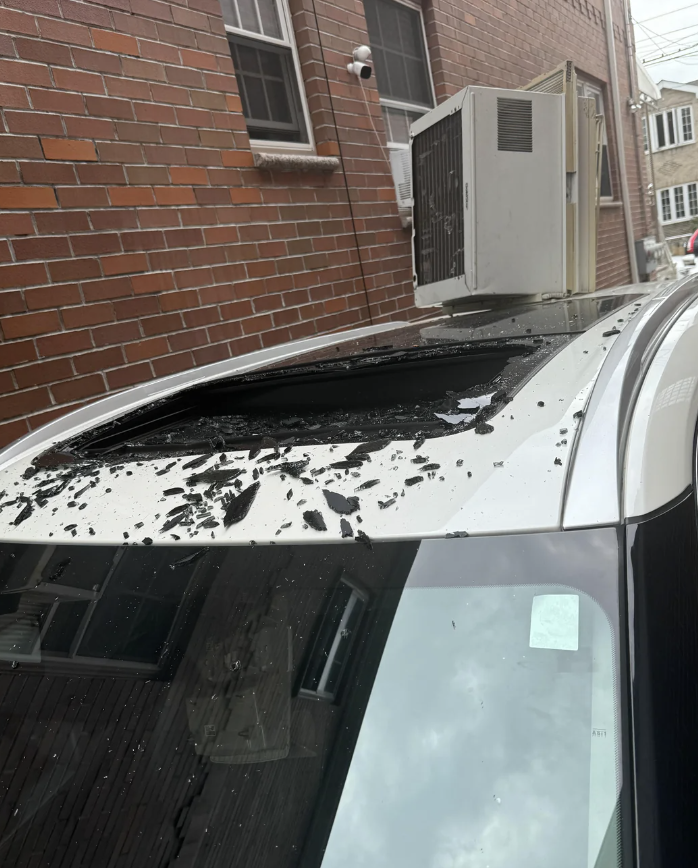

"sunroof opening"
[47,337,571,462]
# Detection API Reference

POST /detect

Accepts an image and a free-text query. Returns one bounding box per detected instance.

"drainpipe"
[619,0,650,231]
[603,0,640,283]
[643,104,666,244]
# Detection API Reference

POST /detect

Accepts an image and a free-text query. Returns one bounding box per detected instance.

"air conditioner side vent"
[412,110,464,287]
[497,98,533,152]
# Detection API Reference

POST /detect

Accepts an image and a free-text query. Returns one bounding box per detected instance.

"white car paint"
[623,295,698,519]
[0,290,658,548]
[563,278,698,529]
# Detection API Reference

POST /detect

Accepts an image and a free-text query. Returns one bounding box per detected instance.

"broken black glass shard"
[303,510,327,531]
[356,529,372,549]
[346,439,391,457]
[223,481,260,527]
[323,490,360,515]
[169,548,209,569]
[356,479,380,490]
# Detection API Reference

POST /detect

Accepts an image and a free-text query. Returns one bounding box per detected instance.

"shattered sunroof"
[31,293,639,466]
[44,336,569,461]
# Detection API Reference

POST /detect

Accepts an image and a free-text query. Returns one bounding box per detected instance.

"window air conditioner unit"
[389,148,412,211]
[411,86,566,307]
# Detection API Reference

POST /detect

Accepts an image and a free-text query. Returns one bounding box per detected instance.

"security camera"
[347,60,372,79]
[348,45,372,79]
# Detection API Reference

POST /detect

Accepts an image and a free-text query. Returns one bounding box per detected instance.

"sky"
[632,1,698,85]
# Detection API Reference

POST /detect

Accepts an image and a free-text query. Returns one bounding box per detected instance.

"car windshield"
[0,530,623,868]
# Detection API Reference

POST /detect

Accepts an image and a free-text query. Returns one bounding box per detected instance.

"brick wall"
[0,0,651,448]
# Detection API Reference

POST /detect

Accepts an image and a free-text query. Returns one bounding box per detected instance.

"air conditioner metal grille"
[497,98,533,152]
[412,110,464,287]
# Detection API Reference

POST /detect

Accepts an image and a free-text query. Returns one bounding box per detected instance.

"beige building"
[645,81,698,241]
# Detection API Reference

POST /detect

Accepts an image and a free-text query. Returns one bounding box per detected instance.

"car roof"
[0,281,695,548]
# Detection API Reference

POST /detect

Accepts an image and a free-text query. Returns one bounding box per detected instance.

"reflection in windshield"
[0,531,622,868]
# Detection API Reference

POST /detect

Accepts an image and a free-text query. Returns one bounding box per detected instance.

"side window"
[221,0,311,145]
[650,105,695,151]
[658,182,698,224]
[363,0,434,207]
[577,80,612,199]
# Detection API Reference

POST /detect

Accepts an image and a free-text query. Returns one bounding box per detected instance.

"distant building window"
[651,105,694,151]
[682,106,694,142]
[659,182,698,223]
[222,0,310,144]
[660,189,671,223]
[675,185,686,219]
[299,577,368,702]
[364,0,434,207]
[686,185,695,218]
[642,115,649,153]
[577,81,612,198]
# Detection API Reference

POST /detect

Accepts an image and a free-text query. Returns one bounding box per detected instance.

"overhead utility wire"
[634,3,698,25]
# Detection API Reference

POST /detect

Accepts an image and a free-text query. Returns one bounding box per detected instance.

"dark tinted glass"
[601,144,612,198]
[418,292,643,342]
[628,491,698,867]
[656,113,665,148]
[364,0,432,107]
[228,36,308,142]
[0,530,624,868]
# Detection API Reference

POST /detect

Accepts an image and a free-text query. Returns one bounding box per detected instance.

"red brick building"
[0,0,651,448]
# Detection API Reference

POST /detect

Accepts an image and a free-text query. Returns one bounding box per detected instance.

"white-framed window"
[658,181,698,224]
[221,0,312,146]
[298,575,368,702]
[650,105,694,151]
[577,80,612,199]
[363,0,435,207]
[0,545,199,671]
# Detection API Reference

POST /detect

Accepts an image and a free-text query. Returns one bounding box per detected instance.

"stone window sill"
[253,152,339,173]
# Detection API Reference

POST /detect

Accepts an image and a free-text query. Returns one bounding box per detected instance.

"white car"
[0,279,697,868]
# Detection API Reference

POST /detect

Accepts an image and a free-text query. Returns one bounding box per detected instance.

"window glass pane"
[259,49,283,77]
[219,0,241,28]
[688,183,698,216]
[228,36,307,142]
[661,189,672,222]
[667,110,676,145]
[382,105,421,144]
[404,56,432,107]
[42,601,90,654]
[237,0,261,33]
[642,116,649,152]
[364,0,432,108]
[396,3,421,56]
[592,90,603,115]
[234,41,261,73]
[682,106,693,142]
[600,144,612,198]
[656,114,666,148]
[265,79,292,123]
[258,0,282,38]
[674,185,686,219]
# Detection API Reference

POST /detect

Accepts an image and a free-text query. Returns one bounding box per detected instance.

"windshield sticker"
[529,594,579,651]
